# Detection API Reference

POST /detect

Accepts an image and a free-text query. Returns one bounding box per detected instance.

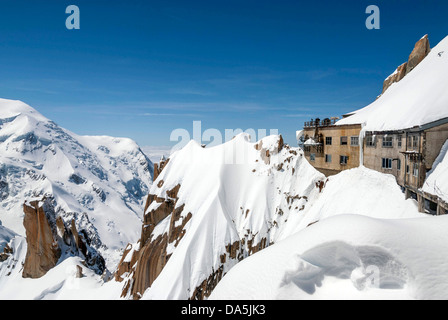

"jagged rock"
[407,35,431,74]
[117,183,193,299]
[0,244,12,262]
[22,200,61,279]
[382,62,408,94]
[0,180,8,201]
[190,266,224,300]
[22,198,106,279]
[153,158,169,181]
[76,265,84,278]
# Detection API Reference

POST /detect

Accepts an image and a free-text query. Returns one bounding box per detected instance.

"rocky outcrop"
[406,35,431,74]
[22,198,105,279]
[382,62,407,94]
[117,181,191,299]
[0,244,12,262]
[153,157,169,181]
[382,35,431,94]
[22,200,61,278]
[254,135,284,165]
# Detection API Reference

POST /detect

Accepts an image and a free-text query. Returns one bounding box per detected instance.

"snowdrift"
[210,214,446,300]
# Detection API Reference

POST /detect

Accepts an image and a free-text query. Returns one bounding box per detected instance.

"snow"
[210,214,447,300]
[138,134,325,300]
[304,138,319,146]
[277,167,421,240]
[0,236,123,300]
[0,224,16,252]
[0,98,153,268]
[422,139,448,202]
[135,133,423,300]
[337,36,448,132]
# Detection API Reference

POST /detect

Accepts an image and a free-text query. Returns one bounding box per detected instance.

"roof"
[336,36,448,132]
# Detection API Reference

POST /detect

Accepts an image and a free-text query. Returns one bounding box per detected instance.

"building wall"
[424,122,448,170]
[303,124,361,175]
[362,133,406,186]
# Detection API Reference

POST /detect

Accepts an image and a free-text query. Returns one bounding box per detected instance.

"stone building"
[361,118,448,215]
[302,117,361,176]
[300,34,448,216]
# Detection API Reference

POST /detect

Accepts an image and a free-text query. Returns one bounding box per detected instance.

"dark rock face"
[153,158,169,181]
[0,244,13,262]
[406,35,431,74]
[382,62,408,94]
[22,198,105,279]
[116,181,190,299]
[382,35,431,94]
[22,200,61,278]
[0,180,8,201]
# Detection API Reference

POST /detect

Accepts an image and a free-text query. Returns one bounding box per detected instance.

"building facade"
[302,118,361,176]
[301,116,448,216]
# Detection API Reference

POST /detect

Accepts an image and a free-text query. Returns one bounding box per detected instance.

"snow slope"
[136,134,326,300]
[277,167,421,240]
[337,36,448,131]
[124,133,423,300]
[210,214,446,300]
[422,139,448,203]
[0,233,123,300]
[0,98,153,267]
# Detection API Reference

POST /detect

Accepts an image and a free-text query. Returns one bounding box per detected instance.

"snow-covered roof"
[304,138,320,146]
[337,36,448,132]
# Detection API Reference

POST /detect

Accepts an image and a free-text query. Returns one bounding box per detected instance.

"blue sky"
[0,0,447,148]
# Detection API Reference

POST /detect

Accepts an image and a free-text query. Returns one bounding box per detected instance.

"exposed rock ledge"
[22,198,105,279]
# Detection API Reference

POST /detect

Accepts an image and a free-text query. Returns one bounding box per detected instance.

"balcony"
[304,117,339,129]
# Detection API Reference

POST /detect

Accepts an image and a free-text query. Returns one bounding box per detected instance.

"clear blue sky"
[0,0,447,147]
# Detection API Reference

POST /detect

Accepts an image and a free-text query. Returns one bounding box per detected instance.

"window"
[397,135,402,148]
[310,153,316,161]
[351,136,359,146]
[382,158,392,169]
[325,137,332,145]
[412,136,419,149]
[382,136,393,148]
[340,136,348,146]
[406,164,410,174]
[397,159,401,171]
[413,163,419,177]
[340,155,348,165]
[325,154,332,163]
[366,136,375,147]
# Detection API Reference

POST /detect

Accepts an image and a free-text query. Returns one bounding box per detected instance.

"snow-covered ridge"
[0,98,153,268]
[337,36,448,132]
[114,133,326,300]
[113,130,422,300]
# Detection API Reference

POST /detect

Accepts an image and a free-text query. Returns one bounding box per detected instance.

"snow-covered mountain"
[0,99,153,269]
[113,133,423,300]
